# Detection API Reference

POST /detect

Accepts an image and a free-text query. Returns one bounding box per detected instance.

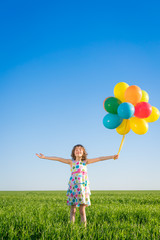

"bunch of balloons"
[103,82,160,135]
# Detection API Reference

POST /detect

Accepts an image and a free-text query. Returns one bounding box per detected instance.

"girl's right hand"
[36,153,46,159]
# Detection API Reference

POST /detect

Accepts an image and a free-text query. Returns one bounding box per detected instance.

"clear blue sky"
[1,0,160,191]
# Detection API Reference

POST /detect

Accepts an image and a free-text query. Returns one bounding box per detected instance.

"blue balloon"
[117,102,135,119]
[103,113,123,129]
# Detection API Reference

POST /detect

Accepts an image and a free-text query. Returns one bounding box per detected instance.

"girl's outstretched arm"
[35,153,72,165]
[86,154,119,165]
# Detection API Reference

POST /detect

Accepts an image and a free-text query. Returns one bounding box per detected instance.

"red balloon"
[134,102,152,118]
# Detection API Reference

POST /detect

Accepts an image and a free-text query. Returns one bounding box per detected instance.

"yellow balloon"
[130,117,148,135]
[116,119,131,135]
[140,90,149,102]
[114,82,129,102]
[145,106,160,122]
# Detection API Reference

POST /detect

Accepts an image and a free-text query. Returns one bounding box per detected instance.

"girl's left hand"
[113,154,119,160]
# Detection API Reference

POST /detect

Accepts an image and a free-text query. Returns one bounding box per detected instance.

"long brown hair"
[71,144,88,161]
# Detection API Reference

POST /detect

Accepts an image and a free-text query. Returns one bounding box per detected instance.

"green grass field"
[0,191,160,239]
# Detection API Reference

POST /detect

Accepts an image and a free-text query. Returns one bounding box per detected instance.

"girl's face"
[74,146,83,158]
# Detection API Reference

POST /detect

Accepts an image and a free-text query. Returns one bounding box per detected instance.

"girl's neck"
[75,156,82,161]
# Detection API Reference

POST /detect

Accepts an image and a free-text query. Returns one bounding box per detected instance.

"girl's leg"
[79,204,87,227]
[70,205,76,223]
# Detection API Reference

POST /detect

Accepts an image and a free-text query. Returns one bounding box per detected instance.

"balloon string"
[114,120,128,160]
[117,135,125,155]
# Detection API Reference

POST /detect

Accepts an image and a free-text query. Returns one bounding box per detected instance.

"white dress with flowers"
[66,158,91,207]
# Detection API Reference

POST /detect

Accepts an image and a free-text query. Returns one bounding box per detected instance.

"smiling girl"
[36,144,118,227]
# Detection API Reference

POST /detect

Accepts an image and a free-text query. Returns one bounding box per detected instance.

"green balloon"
[104,97,122,114]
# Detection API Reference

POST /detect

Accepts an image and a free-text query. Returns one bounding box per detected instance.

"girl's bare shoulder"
[65,159,72,164]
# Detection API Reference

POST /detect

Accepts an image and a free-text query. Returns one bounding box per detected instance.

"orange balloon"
[124,85,142,105]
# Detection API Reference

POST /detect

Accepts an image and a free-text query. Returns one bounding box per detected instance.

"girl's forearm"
[44,156,61,161]
[99,156,114,161]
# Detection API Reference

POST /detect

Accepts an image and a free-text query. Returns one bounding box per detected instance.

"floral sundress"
[66,158,91,207]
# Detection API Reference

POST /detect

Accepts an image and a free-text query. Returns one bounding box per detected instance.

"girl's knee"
[71,205,76,214]
[79,205,86,215]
